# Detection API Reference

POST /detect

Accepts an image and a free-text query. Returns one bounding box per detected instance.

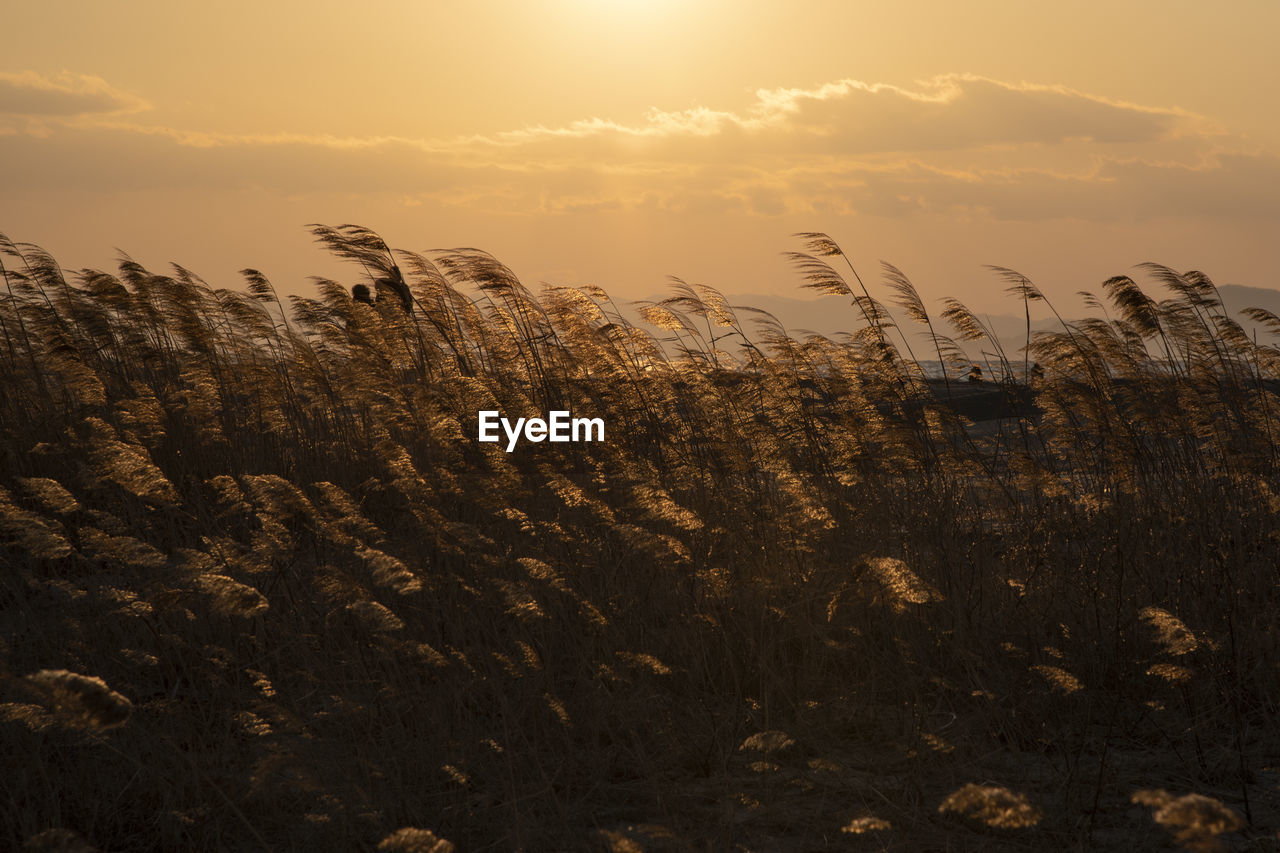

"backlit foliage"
[1,228,1277,849]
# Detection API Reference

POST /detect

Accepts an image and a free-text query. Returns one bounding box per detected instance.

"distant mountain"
[1220,284,1280,323]
[626,283,1280,366]
[628,292,1052,361]
[714,285,1280,337]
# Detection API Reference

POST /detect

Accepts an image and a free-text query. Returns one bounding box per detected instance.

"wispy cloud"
[463,74,1214,157]
[0,71,149,122]
[1,70,1270,225]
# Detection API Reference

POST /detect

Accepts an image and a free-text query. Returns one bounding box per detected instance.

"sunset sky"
[3,0,1277,316]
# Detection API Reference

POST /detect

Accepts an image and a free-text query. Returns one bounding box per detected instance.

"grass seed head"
[23,670,132,733]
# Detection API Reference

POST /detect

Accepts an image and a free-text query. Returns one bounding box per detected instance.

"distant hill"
[1220,284,1280,323]
[629,292,1058,364]
[626,283,1280,366]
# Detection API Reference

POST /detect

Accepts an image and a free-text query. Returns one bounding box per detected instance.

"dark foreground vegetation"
[2,227,1279,851]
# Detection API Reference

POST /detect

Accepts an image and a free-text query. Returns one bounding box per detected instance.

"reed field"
[2,225,1278,851]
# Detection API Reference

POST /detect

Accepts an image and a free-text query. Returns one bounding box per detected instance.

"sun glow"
[570,0,680,24]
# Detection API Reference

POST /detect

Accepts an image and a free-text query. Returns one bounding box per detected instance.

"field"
[2,226,1278,851]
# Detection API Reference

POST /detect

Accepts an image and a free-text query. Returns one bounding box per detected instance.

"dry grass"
[2,227,1279,850]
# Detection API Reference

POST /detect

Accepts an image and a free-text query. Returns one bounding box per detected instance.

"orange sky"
[3,0,1278,316]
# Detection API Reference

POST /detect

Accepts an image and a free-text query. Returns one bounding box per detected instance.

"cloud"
[787,151,1280,223]
[1098,154,1280,220]
[466,74,1208,162]
[0,125,471,194]
[761,75,1196,149]
[0,71,148,119]
[1,70,1271,227]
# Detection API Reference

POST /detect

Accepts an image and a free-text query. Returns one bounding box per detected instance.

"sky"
[2,0,1278,318]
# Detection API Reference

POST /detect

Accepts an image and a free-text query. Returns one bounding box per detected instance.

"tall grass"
[1,226,1277,850]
